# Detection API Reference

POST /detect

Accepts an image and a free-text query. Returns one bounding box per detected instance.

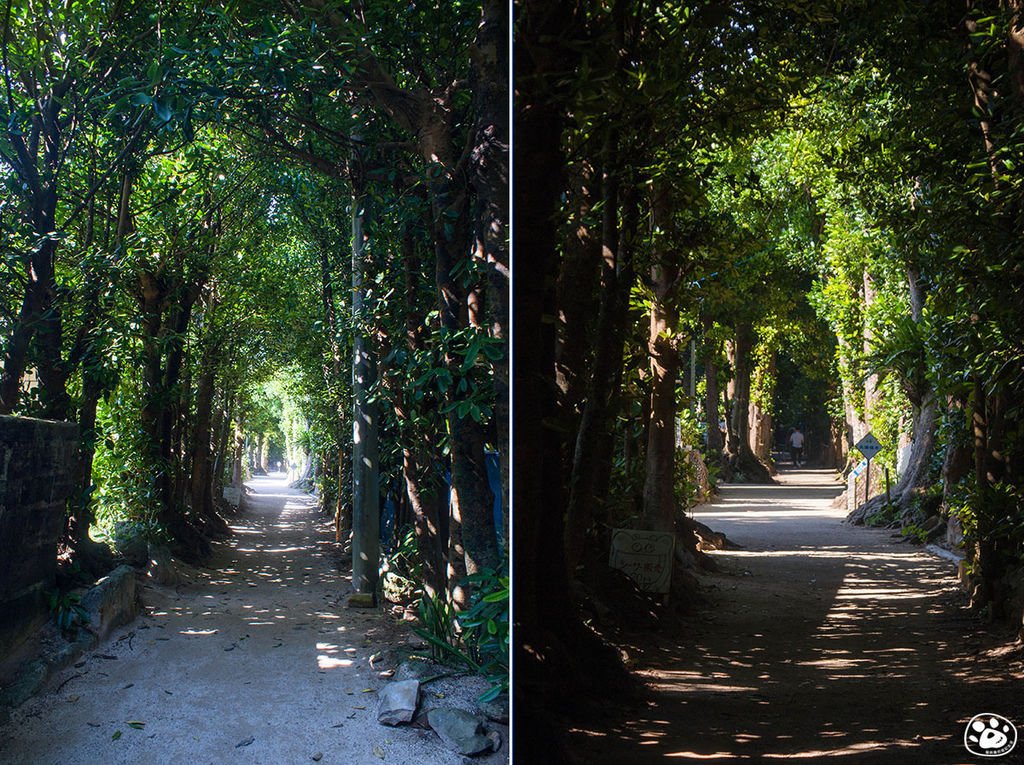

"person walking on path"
[789,426,805,467]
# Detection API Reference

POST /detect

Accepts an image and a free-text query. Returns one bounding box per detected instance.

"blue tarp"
[380,451,504,547]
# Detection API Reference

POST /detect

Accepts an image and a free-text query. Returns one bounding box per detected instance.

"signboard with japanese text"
[609,529,675,593]
[856,432,883,461]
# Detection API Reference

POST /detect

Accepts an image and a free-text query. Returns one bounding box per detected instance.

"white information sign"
[609,529,675,594]
[856,432,883,461]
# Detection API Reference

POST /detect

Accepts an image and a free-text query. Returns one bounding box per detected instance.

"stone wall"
[0,415,80,659]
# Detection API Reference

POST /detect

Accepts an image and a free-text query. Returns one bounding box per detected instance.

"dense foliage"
[0,0,507,684]
[516,0,1024,756]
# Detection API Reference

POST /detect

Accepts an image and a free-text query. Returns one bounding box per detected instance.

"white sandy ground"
[0,474,508,765]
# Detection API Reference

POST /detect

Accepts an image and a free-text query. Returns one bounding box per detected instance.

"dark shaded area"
[562,474,1024,763]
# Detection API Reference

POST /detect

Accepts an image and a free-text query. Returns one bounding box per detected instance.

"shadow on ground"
[566,469,1024,763]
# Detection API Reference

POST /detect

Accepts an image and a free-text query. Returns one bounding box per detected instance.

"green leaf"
[153,99,173,123]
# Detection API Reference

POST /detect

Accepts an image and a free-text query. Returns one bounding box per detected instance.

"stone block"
[427,708,497,756]
[377,679,420,725]
[79,565,140,641]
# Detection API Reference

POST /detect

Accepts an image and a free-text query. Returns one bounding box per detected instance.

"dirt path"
[571,468,1024,763]
[0,475,489,765]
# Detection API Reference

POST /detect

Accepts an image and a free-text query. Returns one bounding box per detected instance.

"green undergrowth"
[413,568,509,703]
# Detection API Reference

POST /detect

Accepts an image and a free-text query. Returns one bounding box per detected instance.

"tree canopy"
[516,0,1024,757]
[1,0,507,695]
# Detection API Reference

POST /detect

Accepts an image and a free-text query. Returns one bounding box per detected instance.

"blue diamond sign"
[856,432,883,461]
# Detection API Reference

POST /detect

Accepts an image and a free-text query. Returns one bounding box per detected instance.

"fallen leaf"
[353,706,366,710]
[127,721,145,729]
[66,695,80,703]
[372,745,385,759]
[112,731,122,741]
[361,688,374,693]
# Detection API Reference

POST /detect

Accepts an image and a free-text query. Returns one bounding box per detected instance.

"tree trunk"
[641,233,681,533]
[555,160,602,418]
[702,317,725,456]
[430,161,497,607]
[231,415,245,489]
[189,366,220,529]
[862,267,880,422]
[748,351,776,464]
[396,222,446,598]
[351,186,380,599]
[725,323,772,482]
[470,0,510,557]
[848,267,938,522]
[513,0,575,667]
[581,183,639,532]
[564,145,633,574]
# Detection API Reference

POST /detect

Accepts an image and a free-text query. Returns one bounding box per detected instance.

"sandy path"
[0,474,465,765]
[571,468,1024,763]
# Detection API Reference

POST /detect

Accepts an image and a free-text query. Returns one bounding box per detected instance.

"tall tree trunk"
[587,184,640,524]
[430,167,497,608]
[848,268,938,521]
[212,393,232,502]
[0,122,69,419]
[564,145,634,574]
[725,323,771,482]
[863,267,880,422]
[189,365,219,527]
[351,185,380,600]
[470,0,510,556]
[702,316,725,457]
[555,159,601,417]
[748,352,776,464]
[641,188,681,532]
[231,415,245,489]
[514,0,576,674]
[397,221,446,598]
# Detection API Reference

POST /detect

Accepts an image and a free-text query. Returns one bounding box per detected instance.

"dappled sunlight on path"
[0,473,461,765]
[570,467,1024,763]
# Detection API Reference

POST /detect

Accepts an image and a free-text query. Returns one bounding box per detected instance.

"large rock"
[427,708,497,756]
[79,565,140,640]
[377,679,420,725]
